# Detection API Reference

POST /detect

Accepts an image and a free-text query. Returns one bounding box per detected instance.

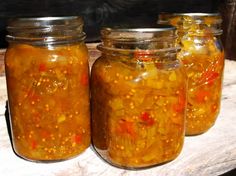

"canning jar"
[91,26,187,169]
[5,17,90,161]
[158,13,225,135]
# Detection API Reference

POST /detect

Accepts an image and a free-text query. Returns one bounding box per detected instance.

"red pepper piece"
[117,120,136,137]
[31,140,37,150]
[206,72,219,85]
[134,50,153,61]
[196,54,223,86]
[73,134,82,144]
[27,90,40,103]
[140,112,155,126]
[195,90,210,103]
[40,130,51,139]
[199,70,219,86]
[38,63,47,72]
[81,73,89,86]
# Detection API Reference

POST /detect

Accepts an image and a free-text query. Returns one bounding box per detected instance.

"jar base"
[185,123,215,136]
[91,145,181,170]
[12,145,89,163]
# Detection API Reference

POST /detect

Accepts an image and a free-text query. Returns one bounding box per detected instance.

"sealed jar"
[5,17,90,161]
[158,13,225,135]
[91,26,187,169]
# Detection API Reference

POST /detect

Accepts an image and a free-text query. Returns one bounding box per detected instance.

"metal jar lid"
[7,16,83,30]
[6,16,85,45]
[101,25,177,42]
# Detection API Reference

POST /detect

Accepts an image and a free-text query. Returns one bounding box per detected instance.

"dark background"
[0,0,224,48]
[0,0,222,48]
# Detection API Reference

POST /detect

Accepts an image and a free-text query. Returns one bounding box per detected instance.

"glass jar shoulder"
[5,42,89,77]
[178,35,223,57]
[6,42,88,62]
[177,35,224,78]
[91,54,186,93]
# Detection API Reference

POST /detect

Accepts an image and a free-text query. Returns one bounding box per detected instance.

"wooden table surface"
[0,45,236,176]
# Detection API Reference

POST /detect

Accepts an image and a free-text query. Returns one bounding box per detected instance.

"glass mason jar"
[5,17,90,161]
[158,13,225,135]
[91,26,187,169]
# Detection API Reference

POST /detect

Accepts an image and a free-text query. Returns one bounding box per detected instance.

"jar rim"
[102,25,176,33]
[9,16,80,22]
[158,12,222,24]
[7,16,83,29]
[170,13,220,17]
